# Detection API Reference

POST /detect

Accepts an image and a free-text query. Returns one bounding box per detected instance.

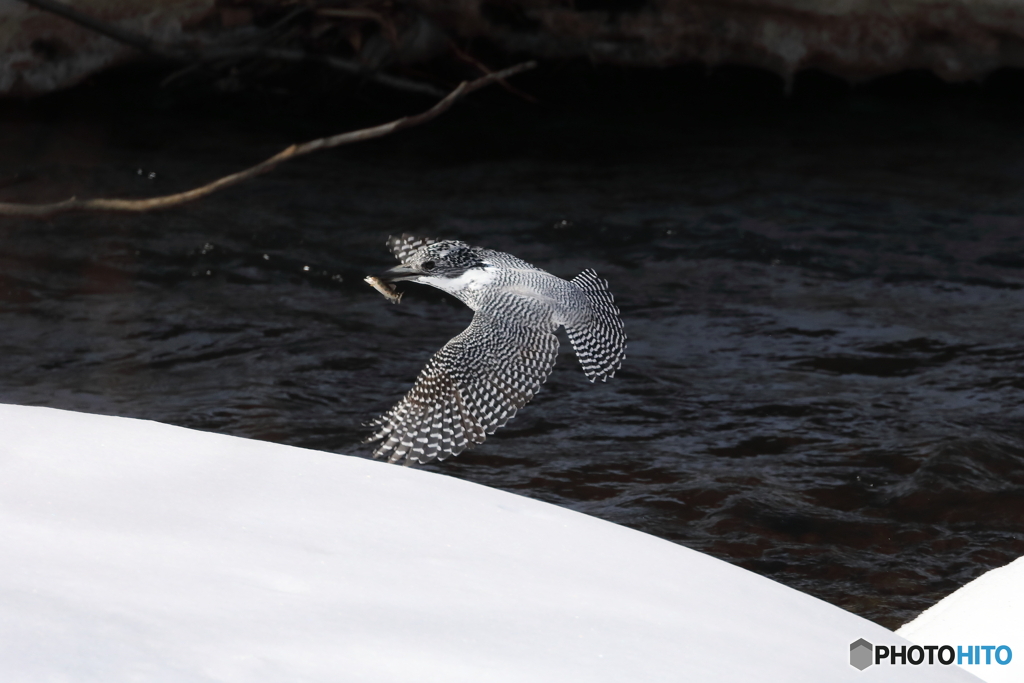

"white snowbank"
[0,404,980,682]
[898,556,1024,683]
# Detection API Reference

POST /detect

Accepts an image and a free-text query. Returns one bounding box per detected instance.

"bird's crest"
[387,234,440,263]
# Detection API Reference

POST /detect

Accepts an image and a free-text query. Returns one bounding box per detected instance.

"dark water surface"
[2,67,1024,628]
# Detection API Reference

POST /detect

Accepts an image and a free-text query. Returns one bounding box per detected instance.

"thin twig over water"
[0,62,535,219]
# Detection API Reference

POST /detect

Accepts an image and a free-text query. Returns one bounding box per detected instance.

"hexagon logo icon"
[850,638,873,670]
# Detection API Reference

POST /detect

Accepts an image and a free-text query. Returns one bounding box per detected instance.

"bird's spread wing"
[566,269,626,382]
[387,234,440,262]
[367,311,559,465]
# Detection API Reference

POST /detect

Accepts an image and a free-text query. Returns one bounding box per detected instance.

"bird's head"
[379,239,488,284]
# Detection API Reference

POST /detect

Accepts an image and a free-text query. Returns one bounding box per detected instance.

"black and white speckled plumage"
[366,234,626,465]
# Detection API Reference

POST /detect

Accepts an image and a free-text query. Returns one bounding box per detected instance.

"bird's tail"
[566,269,626,382]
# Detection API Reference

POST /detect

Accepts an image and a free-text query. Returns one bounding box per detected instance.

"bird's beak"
[378,263,421,283]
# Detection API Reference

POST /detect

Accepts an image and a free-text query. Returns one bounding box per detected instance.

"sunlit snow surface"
[898,557,1023,683]
[0,405,981,682]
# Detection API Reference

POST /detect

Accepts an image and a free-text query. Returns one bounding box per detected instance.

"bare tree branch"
[449,41,539,104]
[0,62,536,219]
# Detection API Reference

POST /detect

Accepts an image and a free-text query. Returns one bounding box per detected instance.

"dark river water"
[2,65,1024,628]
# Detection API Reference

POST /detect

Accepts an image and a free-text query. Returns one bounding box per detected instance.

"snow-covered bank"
[0,404,979,682]
[898,557,1024,683]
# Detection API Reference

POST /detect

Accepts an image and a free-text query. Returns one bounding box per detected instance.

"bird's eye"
[421,260,436,271]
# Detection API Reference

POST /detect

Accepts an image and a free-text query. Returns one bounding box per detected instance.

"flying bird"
[366,234,626,465]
